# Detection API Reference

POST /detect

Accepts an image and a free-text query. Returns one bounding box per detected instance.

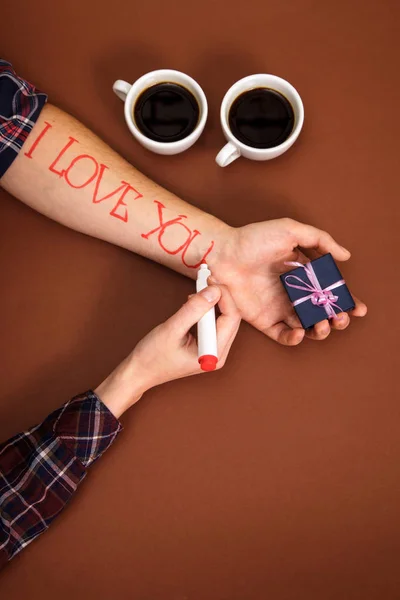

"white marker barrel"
[196,264,218,371]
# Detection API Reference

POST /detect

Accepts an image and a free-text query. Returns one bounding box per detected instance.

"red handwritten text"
[24,121,53,159]
[141,201,214,268]
[24,122,214,266]
[24,123,142,223]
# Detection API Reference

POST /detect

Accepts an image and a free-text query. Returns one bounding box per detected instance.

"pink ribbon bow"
[284,261,345,320]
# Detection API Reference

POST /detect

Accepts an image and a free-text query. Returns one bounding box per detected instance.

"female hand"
[95,285,241,418]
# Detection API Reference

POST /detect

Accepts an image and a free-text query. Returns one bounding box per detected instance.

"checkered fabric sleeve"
[0,59,47,178]
[0,391,122,568]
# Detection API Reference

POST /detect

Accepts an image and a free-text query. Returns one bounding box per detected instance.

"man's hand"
[210,218,367,346]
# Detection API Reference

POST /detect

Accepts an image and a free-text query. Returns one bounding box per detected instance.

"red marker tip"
[199,355,218,371]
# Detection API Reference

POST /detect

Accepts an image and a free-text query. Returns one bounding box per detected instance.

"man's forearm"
[1,104,230,278]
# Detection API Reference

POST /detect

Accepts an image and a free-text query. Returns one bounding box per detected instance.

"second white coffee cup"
[113,69,208,155]
[216,74,304,167]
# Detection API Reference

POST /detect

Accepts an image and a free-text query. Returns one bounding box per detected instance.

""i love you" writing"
[24,121,214,269]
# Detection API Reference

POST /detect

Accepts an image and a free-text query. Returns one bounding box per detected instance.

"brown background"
[1,0,399,598]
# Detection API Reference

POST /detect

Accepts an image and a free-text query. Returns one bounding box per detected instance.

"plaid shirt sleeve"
[0,391,122,569]
[0,59,47,178]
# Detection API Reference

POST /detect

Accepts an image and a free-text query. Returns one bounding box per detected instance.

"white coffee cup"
[113,69,208,155]
[216,74,304,167]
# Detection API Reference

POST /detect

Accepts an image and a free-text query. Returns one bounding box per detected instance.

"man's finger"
[290,221,351,262]
[330,312,351,331]
[266,322,305,346]
[305,319,332,341]
[166,285,221,336]
[350,295,368,317]
[284,312,303,329]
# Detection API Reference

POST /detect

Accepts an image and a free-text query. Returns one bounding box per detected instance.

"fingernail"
[187,294,195,300]
[208,275,220,284]
[321,324,330,334]
[201,286,219,302]
[340,245,350,255]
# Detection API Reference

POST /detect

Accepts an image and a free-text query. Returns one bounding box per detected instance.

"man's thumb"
[167,286,221,335]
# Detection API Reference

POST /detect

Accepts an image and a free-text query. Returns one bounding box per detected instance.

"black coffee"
[228,88,295,149]
[134,82,200,143]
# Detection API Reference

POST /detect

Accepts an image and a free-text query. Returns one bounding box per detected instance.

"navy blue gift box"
[280,253,355,329]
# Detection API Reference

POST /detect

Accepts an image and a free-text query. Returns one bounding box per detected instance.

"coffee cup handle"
[215,142,241,167]
[113,80,132,102]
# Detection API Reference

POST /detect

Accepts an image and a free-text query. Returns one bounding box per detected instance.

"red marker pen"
[196,263,218,371]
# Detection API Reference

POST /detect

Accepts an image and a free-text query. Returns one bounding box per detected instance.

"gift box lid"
[280,253,355,329]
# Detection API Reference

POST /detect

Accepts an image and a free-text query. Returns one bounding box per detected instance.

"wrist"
[207,225,241,283]
[94,356,147,419]
[201,220,236,274]
[182,216,234,279]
